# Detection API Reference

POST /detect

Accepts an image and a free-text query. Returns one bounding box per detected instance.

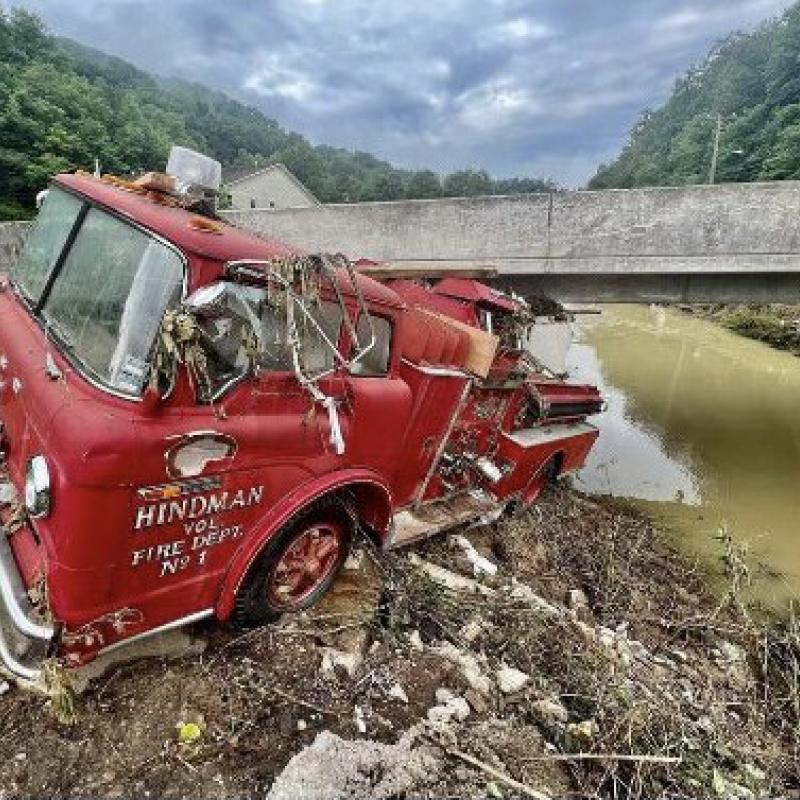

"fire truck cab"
[0,167,600,682]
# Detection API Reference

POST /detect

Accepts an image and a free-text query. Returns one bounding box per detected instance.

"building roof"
[223,163,320,206]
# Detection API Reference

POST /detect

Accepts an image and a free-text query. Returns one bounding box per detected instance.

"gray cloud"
[9,0,794,186]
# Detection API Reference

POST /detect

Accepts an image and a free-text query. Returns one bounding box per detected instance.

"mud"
[0,488,797,799]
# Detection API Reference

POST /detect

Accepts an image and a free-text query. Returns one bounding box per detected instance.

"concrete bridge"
[5,180,800,302]
[224,181,800,303]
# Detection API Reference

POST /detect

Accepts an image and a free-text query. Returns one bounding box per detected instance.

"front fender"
[215,468,393,620]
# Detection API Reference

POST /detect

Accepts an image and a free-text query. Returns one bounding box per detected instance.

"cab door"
[342,311,412,478]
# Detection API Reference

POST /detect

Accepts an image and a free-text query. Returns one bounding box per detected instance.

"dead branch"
[442,744,552,800]
[523,752,682,765]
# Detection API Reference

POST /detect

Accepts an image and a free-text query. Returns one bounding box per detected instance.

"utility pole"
[708,113,723,185]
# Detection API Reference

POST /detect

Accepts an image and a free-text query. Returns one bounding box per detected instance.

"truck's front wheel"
[233,501,353,627]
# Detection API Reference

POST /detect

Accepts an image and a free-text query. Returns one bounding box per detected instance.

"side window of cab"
[191,284,345,399]
[349,314,393,377]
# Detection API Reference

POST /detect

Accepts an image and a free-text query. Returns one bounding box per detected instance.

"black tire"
[232,498,354,628]
[540,455,560,485]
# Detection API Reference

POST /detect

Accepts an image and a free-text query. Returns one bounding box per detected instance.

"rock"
[434,641,493,696]
[566,719,596,743]
[297,719,308,732]
[696,715,715,735]
[387,682,409,704]
[435,687,455,705]
[408,630,424,652]
[566,588,589,611]
[343,549,364,571]
[320,648,361,678]
[598,626,616,649]
[459,618,485,643]
[0,680,10,696]
[715,640,746,664]
[427,690,471,725]
[496,665,530,694]
[532,698,569,726]
[595,625,633,667]
[354,706,367,735]
[486,781,504,798]
[266,730,440,800]
[449,697,471,722]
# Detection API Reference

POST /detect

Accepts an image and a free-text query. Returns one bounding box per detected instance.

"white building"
[224,163,320,211]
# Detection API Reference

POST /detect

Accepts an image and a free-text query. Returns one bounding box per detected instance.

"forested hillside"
[0,8,555,220]
[591,2,800,189]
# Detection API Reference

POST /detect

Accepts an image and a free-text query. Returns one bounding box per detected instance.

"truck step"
[385,492,501,550]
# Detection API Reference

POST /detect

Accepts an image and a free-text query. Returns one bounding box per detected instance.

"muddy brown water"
[569,305,800,608]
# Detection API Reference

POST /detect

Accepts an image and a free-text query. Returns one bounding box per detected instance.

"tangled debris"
[0,488,797,799]
[684,303,800,355]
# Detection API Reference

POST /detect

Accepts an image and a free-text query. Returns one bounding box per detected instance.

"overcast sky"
[10,0,794,186]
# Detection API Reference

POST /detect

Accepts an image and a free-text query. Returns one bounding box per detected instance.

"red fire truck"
[0,162,600,682]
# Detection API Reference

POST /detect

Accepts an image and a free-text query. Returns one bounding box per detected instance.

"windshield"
[11,188,83,304]
[40,205,184,396]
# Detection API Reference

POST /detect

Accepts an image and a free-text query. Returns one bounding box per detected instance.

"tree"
[405,170,442,199]
[590,2,800,190]
[442,169,493,197]
[0,7,557,216]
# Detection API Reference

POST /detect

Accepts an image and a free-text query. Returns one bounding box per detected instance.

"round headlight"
[25,455,51,518]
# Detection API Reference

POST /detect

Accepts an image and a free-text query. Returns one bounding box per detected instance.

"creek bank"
[683,303,800,354]
[0,488,797,798]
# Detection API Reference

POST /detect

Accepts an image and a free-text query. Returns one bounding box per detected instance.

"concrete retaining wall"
[224,181,800,272]
[224,182,800,302]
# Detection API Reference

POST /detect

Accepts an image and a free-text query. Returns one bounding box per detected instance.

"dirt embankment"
[1,488,798,799]
[685,304,800,355]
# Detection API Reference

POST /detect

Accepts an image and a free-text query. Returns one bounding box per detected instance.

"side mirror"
[183,282,228,318]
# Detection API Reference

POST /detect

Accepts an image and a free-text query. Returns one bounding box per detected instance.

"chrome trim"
[0,623,41,681]
[503,422,598,449]
[0,534,53,641]
[24,454,51,519]
[96,608,213,657]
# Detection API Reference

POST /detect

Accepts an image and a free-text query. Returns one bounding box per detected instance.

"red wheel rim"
[266,522,344,609]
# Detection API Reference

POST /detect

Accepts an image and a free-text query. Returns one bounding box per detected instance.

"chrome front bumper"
[0,532,53,681]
